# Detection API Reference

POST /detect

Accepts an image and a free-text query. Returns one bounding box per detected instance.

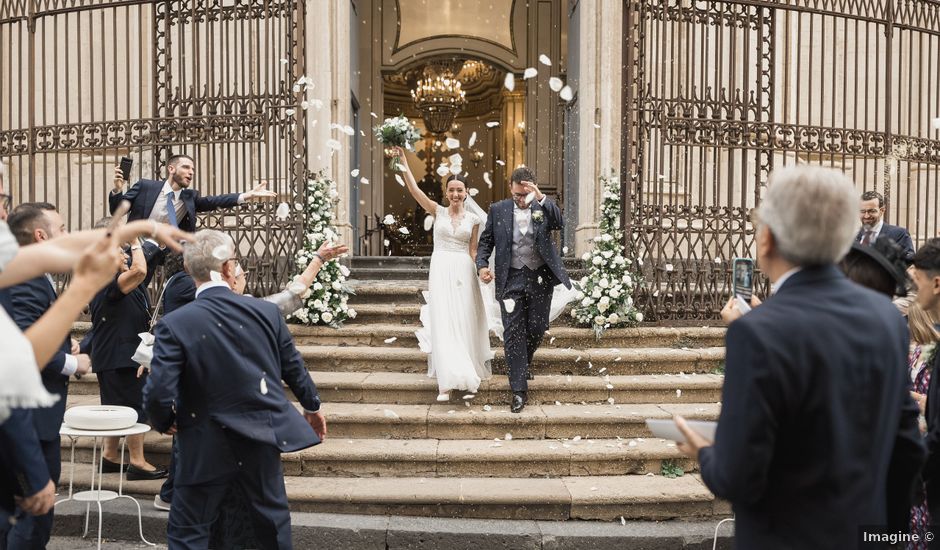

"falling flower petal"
[260,378,268,395]
[539,54,552,66]
[399,227,410,235]
[620,516,627,526]
[383,409,400,419]
[503,298,516,313]
[449,164,463,176]
[549,77,563,92]
[383,214,396,225]
[676,389,682,398]
[360,177,370,185]
[351,168,360,177]
[448,153,464,165]
[395,174,406,187]
[483,172,493,188]
[665,263,674,272]
[560,85,573,101]
[285,109,295,116]
[424,215,434,231]
[486,121,500,128]
[562,246,569,254]
[280,58,289,65]
[326,139,342,150]
[469,132,477,147]
[468,188,479,197]
[523,68,538,80]
[505,433,513,440]
[275,202,290,221]
[384,337,397,344]
[436,165,450,177]
[370,112,378,118]
[594,122,601,129]
[933,117,940,129]
[301,101,309,110]
[342,125,355,136]
[496,159,506,166]
[504,73,515,91]
[524,191,536,204]
[572,436,582,442]
[445,137,460,149]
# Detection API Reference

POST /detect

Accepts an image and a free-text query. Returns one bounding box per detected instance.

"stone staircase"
[62,257,730,527]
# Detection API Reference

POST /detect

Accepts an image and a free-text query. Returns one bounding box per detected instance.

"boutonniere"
[532,210,544,224]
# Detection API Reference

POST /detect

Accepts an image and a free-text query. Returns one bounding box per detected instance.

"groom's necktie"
[861,230,873,245]
[165,191,178,227]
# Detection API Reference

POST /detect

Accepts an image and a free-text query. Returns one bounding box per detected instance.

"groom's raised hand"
[478,267,494,283]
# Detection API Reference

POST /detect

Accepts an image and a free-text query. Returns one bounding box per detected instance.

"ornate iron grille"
[622,0,940,322]
[1,0,306,297]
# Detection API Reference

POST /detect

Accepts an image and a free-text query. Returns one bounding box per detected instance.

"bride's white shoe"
[436,391,451,402]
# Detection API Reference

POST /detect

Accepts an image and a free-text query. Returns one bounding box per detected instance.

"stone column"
[574,0,622,255]
[305,0,354,247]
[500,90,526,178]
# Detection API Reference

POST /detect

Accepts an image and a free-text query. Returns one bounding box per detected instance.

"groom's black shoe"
[511,392,527,413]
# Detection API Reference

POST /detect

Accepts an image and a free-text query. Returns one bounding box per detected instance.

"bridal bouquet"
[374,115,421,169]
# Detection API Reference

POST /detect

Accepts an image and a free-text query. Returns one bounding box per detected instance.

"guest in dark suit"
[108,154,275,233]
[1,203,93,547]
[143,229,326,550]
[858,190,915,261]
[88,218,167,481]
[476,167,570,412]
[676,165,925,549]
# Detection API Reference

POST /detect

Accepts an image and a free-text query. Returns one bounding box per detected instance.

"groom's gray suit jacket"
[476,197,571,299]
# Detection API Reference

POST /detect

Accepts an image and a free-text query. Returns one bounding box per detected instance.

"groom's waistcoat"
[510,218,545,270]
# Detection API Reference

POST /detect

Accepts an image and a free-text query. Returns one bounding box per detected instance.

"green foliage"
[661,460,685,479]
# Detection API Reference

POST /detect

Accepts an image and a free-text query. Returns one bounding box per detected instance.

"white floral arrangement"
[289,174,356,327]
[571,174,644,337]
[374,115,422,169]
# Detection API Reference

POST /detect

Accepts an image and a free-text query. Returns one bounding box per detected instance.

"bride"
[391,147,493,401]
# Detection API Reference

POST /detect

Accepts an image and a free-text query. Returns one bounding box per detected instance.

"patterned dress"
[909,343,934,550]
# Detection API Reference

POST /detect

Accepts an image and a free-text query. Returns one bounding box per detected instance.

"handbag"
[131,276,172,369]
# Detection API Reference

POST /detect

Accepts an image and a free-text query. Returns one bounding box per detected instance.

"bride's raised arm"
[390,146,438,216]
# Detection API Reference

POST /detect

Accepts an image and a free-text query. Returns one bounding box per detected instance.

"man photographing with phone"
[674,165,924,548]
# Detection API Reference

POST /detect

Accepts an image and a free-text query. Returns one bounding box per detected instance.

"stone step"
[63,433,699,479]
[289,324,725,349]
[65,394,719,440]
[57,471,727,521]
[68,371,724,405]
[296,345,724,375]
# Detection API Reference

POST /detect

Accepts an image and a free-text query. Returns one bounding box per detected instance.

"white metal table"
[57,422,155,549]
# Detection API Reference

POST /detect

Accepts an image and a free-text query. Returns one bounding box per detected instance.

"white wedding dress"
[416,205,494,393]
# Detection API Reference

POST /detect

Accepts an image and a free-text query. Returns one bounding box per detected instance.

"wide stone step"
[295,345,725,375]
[57,472,727,521]
[65,394,719,440]
[68,370,724,405]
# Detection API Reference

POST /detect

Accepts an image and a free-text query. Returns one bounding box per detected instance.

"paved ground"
[47,538,166,549]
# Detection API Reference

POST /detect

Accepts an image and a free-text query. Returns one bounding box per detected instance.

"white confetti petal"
[260,378,268,395]
[342,125,355,136]
[562,246,569,254]
[524,191,536,204]
[549,77,563,92]
[383,409,400,420]
[665,263,674,272]
[503,298,516,313]
[504,73,515,91]
[676,389,682,398]
[424,215,434,231]
[395,174,406,187]
[483,405,492,412]
[468,188,479,197]
[504,433,513,441]
[384,337,397,344]
[486,121,500,128]
[560,85,573,101]
[300,101,309,110]
[572,436,582,442]
[383,214,396,225]
[445,137,460,149]
[399,227,410,235]
[483,172,493,188]
[436,165,450,177]
[280,58,289,65]
[523,67,538,79]
[449,164,463,176]
[326,139,342,151]
[448,153,464,165]
[593,123,601,129]
[468,132,477,147]
[620,516,627,526]
[360,177,370,185]
[933,117,940,129]
[370,112,378,118]
[539,54,552,66]
[496,159,506,166]
[275,202,290,221]
[351,168,360,177]
[312,99,324,110]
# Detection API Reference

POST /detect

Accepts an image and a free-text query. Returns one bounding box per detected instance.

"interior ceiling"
[383,58,506,119]
[396,0,515,51]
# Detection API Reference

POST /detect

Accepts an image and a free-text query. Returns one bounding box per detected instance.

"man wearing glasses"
[857,190,914,261]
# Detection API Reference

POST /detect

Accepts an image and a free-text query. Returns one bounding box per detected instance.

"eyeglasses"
[0,192,11,212]
[511,193,529,200]
[860,209,881,215]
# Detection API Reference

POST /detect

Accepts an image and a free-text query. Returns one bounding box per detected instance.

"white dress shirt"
[195,280,232,298]
[513,196,547,235]
[860,220,884,243]
[148,180,188,225]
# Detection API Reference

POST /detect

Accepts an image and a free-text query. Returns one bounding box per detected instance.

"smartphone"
[119,156,133,183]
[732,257,755,302]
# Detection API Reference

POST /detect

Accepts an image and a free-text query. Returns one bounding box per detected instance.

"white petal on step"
[350,168,360,177]
[463,394,475,400]
[445,137,460,149]
[275,202,290,221]
[523,67,538,79]
[549,77,563,92]
[572,435,582,442]
[491,443,502,447]
[560,85,573,101]
[486,121,500,128]
[424,215,434,231]
[383,409,400,420]
[383,337,397,344]
[398,227,410,235]
[620,516,627,526]
[505,433,513,440]
[468,188,479,197]
[503,298,516,313]
[360,177,370,185]
[395,174,405,187]
[383,214,396,225]
[504,73,515,91]
[483,172,493,188]
[539,54,552,66]
[436,165,450,177]
[628,440,637,447]
[676,389,682,398]
[483,405,492,412]
[468,132,477,147]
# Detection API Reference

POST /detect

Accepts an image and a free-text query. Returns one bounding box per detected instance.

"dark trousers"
[159,436,179,503]
[167,438,290,550]
[4,437,60,550]
[500,265,554,393]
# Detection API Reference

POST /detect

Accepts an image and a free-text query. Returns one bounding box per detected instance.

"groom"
[477,167,571,413]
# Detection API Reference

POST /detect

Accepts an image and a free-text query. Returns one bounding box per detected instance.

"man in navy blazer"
[857,190,915,261]
[1,203,91,547]
[108,154,275,233]
[676,166,925,548]
[476,167,570,412]
[143,230,326,550]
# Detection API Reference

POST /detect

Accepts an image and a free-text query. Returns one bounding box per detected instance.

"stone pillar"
[500,90,526,178]
[305,0,354,247]
[574,0,622,255]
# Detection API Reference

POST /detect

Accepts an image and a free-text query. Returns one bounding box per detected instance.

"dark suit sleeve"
[110,181,142,214]
[192,190,241,213]
[79,326,95,356]
[897,228,915,260]
[476,205,496,271]
[9,280,66,374]
[275,311,320,412]
[0,410,51,496]
[143,320,183,433]
[698,320,783,504]
[541,197,564,231]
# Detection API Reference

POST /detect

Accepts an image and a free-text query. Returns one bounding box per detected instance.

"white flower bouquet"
[374,115,422,169]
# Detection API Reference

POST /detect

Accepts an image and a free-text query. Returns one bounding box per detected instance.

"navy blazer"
[1,277,71,441]
[0,409,50,513]
[88,277,151,373]
[109,179,240,232]
[162,271,196,316]
[476,197,571,299]
[698,265,924,548]
[143,286,321,485]
[856,223,915,260]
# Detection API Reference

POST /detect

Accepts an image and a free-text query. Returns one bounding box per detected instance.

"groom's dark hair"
[510,166,535,185]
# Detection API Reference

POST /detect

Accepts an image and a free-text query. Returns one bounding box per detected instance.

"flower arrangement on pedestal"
[571,174,644,337]
[289,173,356,327]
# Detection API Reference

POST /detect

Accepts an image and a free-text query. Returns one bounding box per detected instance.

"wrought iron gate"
[622,0,940,322]
[1,0,306,295]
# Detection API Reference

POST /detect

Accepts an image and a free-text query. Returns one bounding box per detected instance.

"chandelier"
[411,63,467,135]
